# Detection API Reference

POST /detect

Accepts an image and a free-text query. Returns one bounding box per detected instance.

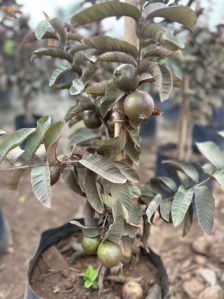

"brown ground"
[0,109,223,299]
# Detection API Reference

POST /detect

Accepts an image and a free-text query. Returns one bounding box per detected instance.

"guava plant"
[0,0,224,295]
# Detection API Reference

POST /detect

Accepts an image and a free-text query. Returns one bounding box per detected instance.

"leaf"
[34,19,54,40]
[23,116,51,162]
[5,147,24,163]
[63,169,84,197]
[97,137,125,159]
[146,194,162,223]
[83,265,98,281]
[71,1,140,26]
[159,199,172,222]
[212,170,224,189]
[0,128,34,161]
[43,121,65,163]
[100,86,125,117]
[0,129,6,136]
[182,204,193,237]
[163,160,199,183]
[113,161,139,183]
[68,43,89,56]
[69,128,101,146]
[97,52,137,66]
[79,153,126,184]
[85,171,104,214]
[171,186,193,227]
[104,198,124,244]
[143,24,185,51]
[83,36,139,58]
[124,140,140,163]
[32,48,73,63]
[84,80,113,96]
[65,97,95,122]
[70,79,85,95]
[144,3,197,30]
[126,128,141,148]
[70,219,99,237]
[148,63,173,101]
[31,162,52,208]
[49,64,71,87]
[49,18,66,47]
[196,142,224,169]
[8,169,25,190]
[194,185,215,235]
[151,176,177,192]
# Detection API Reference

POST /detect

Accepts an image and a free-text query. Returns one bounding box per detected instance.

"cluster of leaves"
[0,1,220,266]
[82,265,98,289]
[169,25,224,124]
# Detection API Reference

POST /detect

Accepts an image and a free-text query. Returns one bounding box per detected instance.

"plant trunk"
[177,74,193,161]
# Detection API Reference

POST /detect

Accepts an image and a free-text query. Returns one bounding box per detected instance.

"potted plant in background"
[1,1,223,298]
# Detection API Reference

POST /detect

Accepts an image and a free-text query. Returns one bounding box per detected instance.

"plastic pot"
[24,221,169,299]
[0,208,11,255]
[15,114,42,130]
[193,124,224,152]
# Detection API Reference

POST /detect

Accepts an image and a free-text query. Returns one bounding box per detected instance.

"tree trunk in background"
[178,74,193,161]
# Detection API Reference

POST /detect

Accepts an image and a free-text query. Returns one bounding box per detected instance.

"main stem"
[114,0,139,160]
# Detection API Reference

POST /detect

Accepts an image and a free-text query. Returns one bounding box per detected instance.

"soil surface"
[31,235,161,299]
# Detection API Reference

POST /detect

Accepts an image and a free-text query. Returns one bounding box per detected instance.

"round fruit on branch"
[124,90,154,127]
[113,64,139,92]
[83,110,102,129]
[81,236,100,253]
[97,241,122,268]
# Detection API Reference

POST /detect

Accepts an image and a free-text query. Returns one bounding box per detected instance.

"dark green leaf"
[97,137,125,159]
[23,116,51,162]
[79,153,127,184]
[84,80,113,96]
[163,160,199,182]
[144,3,197,30]
[43,121,65,163]
[196,142,224,169]
[0,128,34,161]
[63,169,85,197]
[159,199,172,222]
[32,48,73,63]
[113,161,139,183]
[71,1,140,26]
[146,194,161,223]
[70,79,85,95]
[69,128,101,146]
[97,52,137,66]
[83,36,139,58]
[172,185,193,227]
[194,185,215,235]
[124,140,140,163]
[100,86,125,117]
[65,98,95,122]
[126,127,141,148]
[151,176,177,192]
[49,64,71,87]
[31,162,52,208]
[85,171,104,214]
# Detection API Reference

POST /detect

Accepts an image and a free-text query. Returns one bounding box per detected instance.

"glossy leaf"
[70,79,85,95]
[69,128,101,146]
[79,153,127,184]
[31,162,52,208]
[84,80,113,96]
[85,171,104,214]
[194,185,215,235]
[97,52,137,66]
[43,121,65,164]
[71,1,140,26]
[8,169,25,190]
[49,64,71,87]
[146,194,161,223]
[163,160,199,182]
[145,3,197,30]
[172,186,193,227]
[100,86,125,117]
[196,141,224,169]
[23,116,51,162]
[0,128,34,161]
[32,48,73,63]
[83,36,139,58]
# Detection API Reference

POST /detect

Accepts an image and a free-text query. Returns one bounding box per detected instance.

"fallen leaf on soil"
[198,285,223,299]
[183,278,205,298]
